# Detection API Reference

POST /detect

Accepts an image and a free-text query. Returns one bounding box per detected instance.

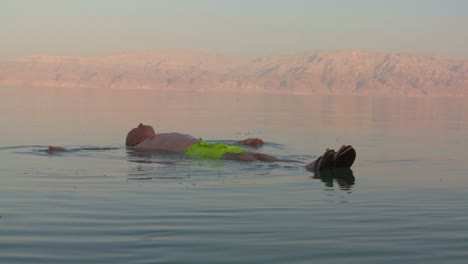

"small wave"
[41,146,122,152]
[0,145,44,151]
[126,176,186,181]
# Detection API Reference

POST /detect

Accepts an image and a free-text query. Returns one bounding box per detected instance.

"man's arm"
[238,138,264,146]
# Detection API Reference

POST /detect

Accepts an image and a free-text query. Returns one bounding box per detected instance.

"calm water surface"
[1,88,468,263]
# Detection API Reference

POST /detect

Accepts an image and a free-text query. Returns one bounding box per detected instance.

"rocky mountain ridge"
[0,50,466,96]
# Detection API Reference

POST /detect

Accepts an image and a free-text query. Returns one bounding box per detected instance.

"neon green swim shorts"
[184,140,245,159]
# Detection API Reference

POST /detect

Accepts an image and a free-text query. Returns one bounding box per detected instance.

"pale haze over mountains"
[1,50,466,96]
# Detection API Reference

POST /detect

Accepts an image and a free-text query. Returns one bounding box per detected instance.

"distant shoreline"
[1,50,466,96]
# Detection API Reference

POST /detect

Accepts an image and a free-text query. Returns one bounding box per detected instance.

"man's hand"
[48,146,65,153]
[238,138,264,146]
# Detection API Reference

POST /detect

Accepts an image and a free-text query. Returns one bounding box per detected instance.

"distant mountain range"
[1,50,466,96]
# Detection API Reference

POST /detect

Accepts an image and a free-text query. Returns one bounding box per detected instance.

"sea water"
[0,87,467,263]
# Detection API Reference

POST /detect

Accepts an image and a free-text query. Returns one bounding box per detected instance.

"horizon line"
[3,48,467,61]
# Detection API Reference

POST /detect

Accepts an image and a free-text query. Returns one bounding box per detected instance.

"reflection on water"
[312,168,356,191]
[1,87,468,146]
[1,87,468,263]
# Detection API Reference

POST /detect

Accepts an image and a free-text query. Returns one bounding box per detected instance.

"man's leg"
[251,153,279,162]
[222,145,356,168]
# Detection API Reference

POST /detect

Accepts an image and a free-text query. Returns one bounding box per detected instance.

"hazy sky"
[1,0,467,59]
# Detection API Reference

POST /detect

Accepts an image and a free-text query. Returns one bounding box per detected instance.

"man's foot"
[318,149,335,170]
[238,138,264,146]
[334,145,356,168]
[306,149,335,172]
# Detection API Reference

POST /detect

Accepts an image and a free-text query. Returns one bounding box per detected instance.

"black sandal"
[306,150,335,172]
[334,145,356,168]
[306,151,333,173]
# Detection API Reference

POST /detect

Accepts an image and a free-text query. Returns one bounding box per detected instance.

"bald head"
[125,123,156,146]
